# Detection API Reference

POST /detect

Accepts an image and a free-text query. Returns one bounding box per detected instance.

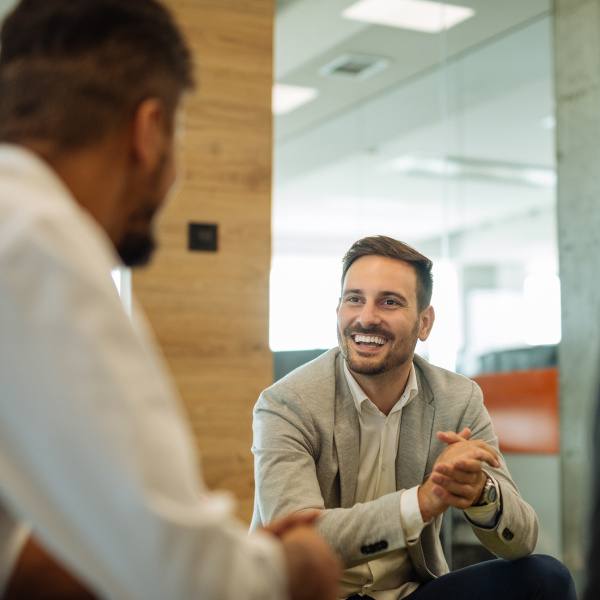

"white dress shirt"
[339,361,499,600]
[0,504,29,596]
[0,145,286,600]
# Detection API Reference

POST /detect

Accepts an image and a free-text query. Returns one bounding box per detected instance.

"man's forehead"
[342,255,418,293]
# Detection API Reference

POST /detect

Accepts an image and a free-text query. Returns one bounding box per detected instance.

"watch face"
[486,484,497,503]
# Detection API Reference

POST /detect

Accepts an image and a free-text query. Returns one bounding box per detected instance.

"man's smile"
[351,334,389,348]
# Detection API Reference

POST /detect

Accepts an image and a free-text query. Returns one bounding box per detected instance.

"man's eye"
[346,297,360,303]
[383,299,398,306]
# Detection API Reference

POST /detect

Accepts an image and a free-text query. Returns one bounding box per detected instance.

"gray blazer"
[251,348,538,582]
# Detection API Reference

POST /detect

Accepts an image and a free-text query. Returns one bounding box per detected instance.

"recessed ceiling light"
[272,83,319,115]
[342,0,475,33]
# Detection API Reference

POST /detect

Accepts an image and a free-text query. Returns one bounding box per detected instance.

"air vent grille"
[319,53,391,81]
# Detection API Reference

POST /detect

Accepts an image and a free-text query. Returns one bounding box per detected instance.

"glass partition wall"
[271,0,557,378]
[271,0,559,564]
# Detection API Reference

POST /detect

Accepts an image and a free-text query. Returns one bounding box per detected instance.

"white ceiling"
[0,0,557,269]
[272,0,557,267]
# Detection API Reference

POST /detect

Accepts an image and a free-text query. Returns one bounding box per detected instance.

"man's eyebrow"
[380,291,409,304]
[342,289,410,304]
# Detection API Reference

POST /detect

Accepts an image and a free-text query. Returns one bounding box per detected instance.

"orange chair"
[471,368,559,455]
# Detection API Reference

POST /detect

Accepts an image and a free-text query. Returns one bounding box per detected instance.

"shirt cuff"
[463,476,501,528]
[400,486,427,543]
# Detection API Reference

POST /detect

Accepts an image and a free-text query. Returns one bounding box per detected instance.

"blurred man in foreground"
[0,1,340,599]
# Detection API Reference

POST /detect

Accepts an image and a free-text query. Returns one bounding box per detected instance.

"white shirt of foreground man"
[0,144,317,600]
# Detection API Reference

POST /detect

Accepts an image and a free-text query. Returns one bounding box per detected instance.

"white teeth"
[354,334,387,345]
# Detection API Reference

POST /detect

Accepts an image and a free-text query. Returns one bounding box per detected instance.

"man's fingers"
[472,447,500,469]
[436,428,472,445]
[431,485,479,510]
[458,428,472,440]
[435,458,480,474]
[437,437,500,470]
[429,474,482,506]
[431,468,481,488]
[261,510,321,537]
[433,460,483,481]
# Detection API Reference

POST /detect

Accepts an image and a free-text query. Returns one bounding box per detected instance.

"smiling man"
[252,235,575,600]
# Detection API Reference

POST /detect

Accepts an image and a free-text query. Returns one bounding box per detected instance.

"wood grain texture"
[132,0,274,524]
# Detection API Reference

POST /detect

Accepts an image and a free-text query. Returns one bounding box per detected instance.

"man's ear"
[418,305,435,341]
[130,98,167,170]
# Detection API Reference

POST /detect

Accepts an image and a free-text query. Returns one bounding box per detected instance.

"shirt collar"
[343,359,419,416]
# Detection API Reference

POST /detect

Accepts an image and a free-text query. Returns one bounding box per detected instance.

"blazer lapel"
[396,365,435,491]
[333,353,360,508]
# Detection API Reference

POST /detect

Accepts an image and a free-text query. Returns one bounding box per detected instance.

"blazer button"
[502,528,514,541]
[360,540,388,555]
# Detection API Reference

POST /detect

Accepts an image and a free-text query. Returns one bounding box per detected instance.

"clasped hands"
[418,428,500,523]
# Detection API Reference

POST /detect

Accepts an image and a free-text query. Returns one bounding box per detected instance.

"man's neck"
[349,360,413,416]
[22,136,129,246]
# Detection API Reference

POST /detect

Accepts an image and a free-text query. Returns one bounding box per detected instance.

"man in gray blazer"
[252,235,575,600]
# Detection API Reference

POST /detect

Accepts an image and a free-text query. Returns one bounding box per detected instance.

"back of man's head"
[0,0,194,151]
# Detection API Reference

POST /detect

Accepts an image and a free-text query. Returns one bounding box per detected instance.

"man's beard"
[117,231,156,267]
[117,149,169,267]
[337,318,420,376]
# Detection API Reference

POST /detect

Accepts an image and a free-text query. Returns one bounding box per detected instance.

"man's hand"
[260,512,341,600]
[418,428,500,522]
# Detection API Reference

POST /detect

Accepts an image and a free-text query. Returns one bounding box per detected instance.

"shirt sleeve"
[0,200,288,600]
[399,486,427,543]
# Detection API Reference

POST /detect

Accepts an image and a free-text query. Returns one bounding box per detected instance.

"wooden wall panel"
[132,0,274,523]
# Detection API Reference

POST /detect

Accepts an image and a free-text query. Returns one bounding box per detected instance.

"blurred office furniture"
[444,345,561,569]
[273,349,328,382]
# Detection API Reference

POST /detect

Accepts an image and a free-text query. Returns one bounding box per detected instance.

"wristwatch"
[471,474,497,507]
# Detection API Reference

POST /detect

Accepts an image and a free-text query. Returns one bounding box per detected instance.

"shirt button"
[382,464,387,471]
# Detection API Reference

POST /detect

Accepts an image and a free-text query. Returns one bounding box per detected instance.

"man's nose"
[357,301,381,327]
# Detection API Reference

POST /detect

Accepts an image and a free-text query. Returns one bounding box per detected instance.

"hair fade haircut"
[0,0,194,150]
[341,235,434,312]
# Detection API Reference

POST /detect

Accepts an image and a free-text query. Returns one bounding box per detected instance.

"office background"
[0,0,595,593]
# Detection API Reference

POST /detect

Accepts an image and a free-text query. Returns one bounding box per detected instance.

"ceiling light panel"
[272,83,319,115]
[384,152,556,187]
[342,0,475,33]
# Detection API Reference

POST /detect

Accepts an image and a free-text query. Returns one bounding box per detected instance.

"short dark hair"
[341,235,434,312]
[0,0,194,150]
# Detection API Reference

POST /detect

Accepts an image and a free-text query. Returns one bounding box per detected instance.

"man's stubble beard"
[337,317,421,376]
[117,231,156,267]
[117,149,169,268]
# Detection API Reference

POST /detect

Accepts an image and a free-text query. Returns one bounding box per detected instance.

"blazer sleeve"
[460,381,539,560]
[251,385,411,568]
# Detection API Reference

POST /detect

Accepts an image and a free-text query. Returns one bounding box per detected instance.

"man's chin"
[345,349,388,376]
[347,360,389,376]
[117,235,156,268]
